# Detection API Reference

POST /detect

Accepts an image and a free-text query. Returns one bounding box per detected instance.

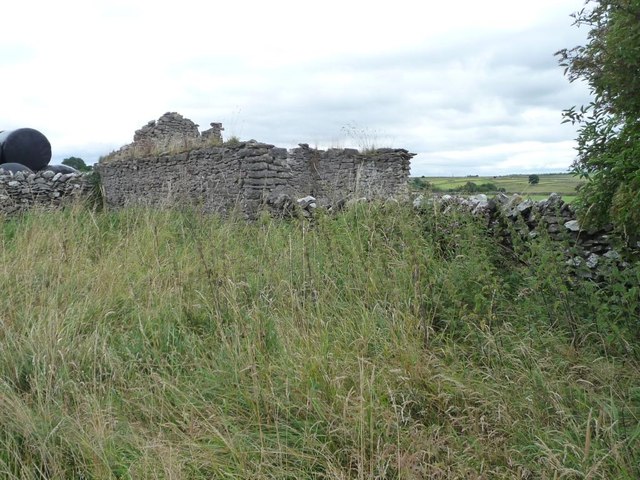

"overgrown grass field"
[0,203,638,478]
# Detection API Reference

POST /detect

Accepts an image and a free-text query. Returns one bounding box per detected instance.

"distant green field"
[412,173,582,201]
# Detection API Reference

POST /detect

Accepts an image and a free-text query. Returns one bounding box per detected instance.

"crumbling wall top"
[103,112,224,162]
[133,112,200,144]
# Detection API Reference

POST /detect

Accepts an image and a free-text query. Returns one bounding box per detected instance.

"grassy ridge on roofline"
[0,202,638,478]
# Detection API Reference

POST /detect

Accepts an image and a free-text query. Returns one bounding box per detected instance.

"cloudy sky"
[0,0,591,176]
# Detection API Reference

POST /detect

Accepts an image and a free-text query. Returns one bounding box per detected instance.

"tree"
[556,0,640,238]
[460,181,479,193]
[62,157,92,172]
[528,174,540,185]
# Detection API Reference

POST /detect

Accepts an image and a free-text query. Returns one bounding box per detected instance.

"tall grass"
[0,203,638,478]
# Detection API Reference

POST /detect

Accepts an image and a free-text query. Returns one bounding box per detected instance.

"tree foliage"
[556,0,640,238]
[62,156,92,172]
[528,174,540,185]
[459,181,499,193]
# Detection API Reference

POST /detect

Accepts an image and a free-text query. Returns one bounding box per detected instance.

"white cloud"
[412,140,577,176]
[1,0,590,174]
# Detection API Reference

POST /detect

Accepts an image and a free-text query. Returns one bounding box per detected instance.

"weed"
[224,135,242,147]
[0,203,637,478]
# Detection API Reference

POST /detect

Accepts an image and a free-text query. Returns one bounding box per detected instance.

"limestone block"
[564,220,581,232]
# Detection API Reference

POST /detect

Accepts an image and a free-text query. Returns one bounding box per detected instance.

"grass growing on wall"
[0,203,638,478]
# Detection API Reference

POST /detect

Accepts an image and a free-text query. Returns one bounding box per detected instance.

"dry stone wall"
[0,169,90,215]
[133,112,200,146]
[98,114,413,218]
[415,192,639,278]
[107,112,223,161]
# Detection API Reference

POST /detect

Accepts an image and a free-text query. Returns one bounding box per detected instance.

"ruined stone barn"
[97,112,414,218]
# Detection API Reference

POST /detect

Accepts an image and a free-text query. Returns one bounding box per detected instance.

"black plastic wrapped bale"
[0,162,34,174]
[43,164,79,174]
[0,128,52,171]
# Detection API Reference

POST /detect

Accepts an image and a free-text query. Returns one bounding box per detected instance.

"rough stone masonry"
[414,192,639,279]
[97,113,414,218]
[0,168,90,215]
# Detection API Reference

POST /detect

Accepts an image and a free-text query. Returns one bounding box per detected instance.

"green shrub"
[557,1,640,237]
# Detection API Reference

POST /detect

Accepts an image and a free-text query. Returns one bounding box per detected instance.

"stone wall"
[108,112,225,160]
[0,169,90,215]
[98,140,413,218]
[201,122,224,142]
[133,112,200,146]
[415,192,639,277]
[97,114,414,218]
